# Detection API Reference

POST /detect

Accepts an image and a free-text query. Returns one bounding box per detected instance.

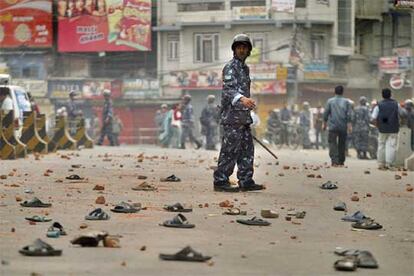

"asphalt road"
[0,145,413,276]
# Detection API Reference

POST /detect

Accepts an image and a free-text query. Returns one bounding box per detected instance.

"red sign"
[58,0,151,52]
[0,0,53,48]
[379,57,398,71]
[390,75,404,90]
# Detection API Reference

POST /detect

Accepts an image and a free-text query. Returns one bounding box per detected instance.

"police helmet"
[359,96,367,105]
[183,94,191,101]
[231,34,252,52]
[103,89,111,96]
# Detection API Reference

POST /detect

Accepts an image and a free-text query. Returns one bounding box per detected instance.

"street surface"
[0,145,413,276]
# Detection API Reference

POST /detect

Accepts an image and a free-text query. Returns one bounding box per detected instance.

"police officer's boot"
[357,151,362,159]
[362,151,368,159]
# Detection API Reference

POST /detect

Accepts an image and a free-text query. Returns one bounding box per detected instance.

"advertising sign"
[13,79,47,97]
[48,80,83,99]
[378,56,399,72]
[272,0,296,13]
[58,0,151,52]
[389,74,404,90]
[250,63,278,80]
[304,63,329,80]
[168,70,221,90]
[123,78,159,99]
[82,80,112,99]
[276,66,288,80]
[232,6,268,20]
[0,0,52,48]
[251,80,286,95]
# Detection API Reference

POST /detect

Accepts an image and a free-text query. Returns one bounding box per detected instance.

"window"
[178,2,224,12]
[22,66,40,78]
[310,34,325,61]
[248,32,268,62]
[332,56,348,76]
[296,0,306,8]
[194,33,219,63]
[231,0,265,8]
[167,34,179,61]
[338,0,352,46]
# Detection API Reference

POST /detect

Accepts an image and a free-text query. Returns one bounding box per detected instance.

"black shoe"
[214,185,240,192]
[240,184,265,192]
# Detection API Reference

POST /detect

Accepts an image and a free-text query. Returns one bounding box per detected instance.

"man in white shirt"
[0,88,13,111]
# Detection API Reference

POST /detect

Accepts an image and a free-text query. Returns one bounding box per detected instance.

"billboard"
[304,63,329,80]
[58,0,151,52]
[168,70,221,90]
[122,78,159,99]
[0,0,52,48]
[272,0,296,13]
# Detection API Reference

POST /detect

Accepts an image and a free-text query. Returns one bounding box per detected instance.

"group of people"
[155,94,220,151]
[64,89,123,146]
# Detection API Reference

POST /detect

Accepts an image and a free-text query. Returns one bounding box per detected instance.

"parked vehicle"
[0,85,32,137]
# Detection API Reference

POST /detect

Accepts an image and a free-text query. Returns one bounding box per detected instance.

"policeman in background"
[213,34,264,192]
[352,96,370,159]
[67,90,82,135]
[200,95,219,150]
[97,89,115,146]
[299,101,312,149]
[180,94,202,149]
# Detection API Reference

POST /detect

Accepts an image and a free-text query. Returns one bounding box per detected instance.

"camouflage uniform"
[200,102,219,150]
[97,98,115,146]
[213,57,256,188]
[352,105,370,156]
[299,110,312,149]
[180,101,201,149]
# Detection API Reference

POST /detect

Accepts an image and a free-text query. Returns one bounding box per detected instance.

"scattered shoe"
[71,231,108,247]
[111,202,140,213]
[163,203,192,213]
[261,209,279,219]
[160,175,181,182]
[351,218,383,230]
[357,251,379,268]
[131,182,157,191]
[223,208,247,216]
[295,211,306,219]
[333,202,347,211]
[51,222,67,236]
[85,208,110,220]
[161,214,195,229]
[159,246,211,262]
[236,216,271,226]
[65,174,84,180]
[320,181,337,190]
[19,239,62,256]
[341,211,368,222]
[334,255,358,271]
[20,197,51,208]
[25,215,52,222]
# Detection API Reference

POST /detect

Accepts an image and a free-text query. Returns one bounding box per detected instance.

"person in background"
[200,95,220,150]
[67,90,82,135]
[112,114,123,146]
[323,85,353,166]
[352,96,370,159]
[97,89,115,146]
[403,99,414,150]
[180,94,202,149]
[0,87,13,112]
[299,101,312,149]
[314,105,326,150]
[371,88,406,170]
[170,103,182,148]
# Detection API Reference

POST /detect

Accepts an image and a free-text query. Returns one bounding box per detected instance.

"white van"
[0,85,32,137]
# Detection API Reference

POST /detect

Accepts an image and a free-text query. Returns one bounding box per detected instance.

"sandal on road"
[46,222,67,238]
[20,197,51,208]
[160,175,181,182]
[334,255,358,271]
[320,181,338,190]
[236,216,271,226]
[341,211,368,222]
[132,182,157,191]
[159,246,211,262]
[85,208,110,220]
[223,208,247,216]
[19,239,62,256]
[162,214,195,229]
[111,202,140,213]
[351,218,383,230]
[71,231,108,247]
[334,249,361,256]
[65,174,84,180]
[357,251,378,268]
[333,202,347,211]
[25,215,52,222]
[163,203,192,213]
